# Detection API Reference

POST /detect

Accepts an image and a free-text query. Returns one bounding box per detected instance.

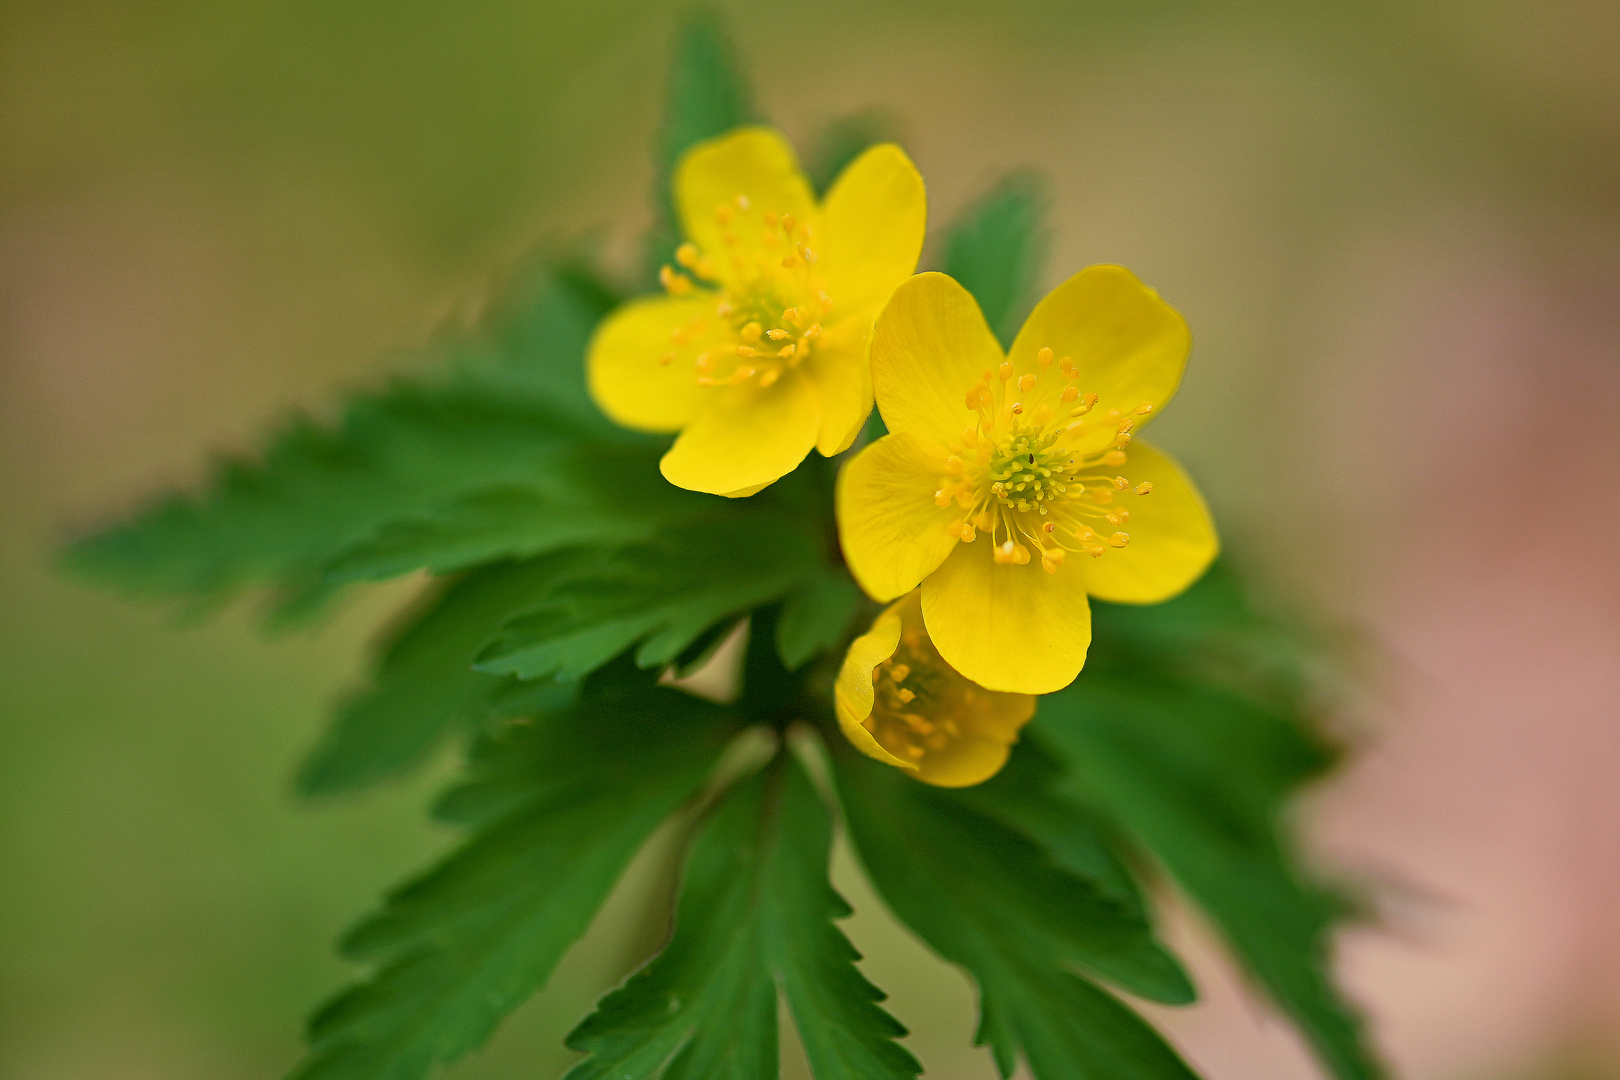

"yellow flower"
[836,267,1219,695]
[836,590,1034,787]
[588,127,926,497]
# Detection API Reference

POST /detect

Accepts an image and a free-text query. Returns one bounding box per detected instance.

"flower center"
[656,194,833,391]
[870,625,970,762]
[933,347,1156,573]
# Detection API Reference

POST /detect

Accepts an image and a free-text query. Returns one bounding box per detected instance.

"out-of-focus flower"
[588,126,925,496]
[836,590,1034,786]
[837,268,1218,694]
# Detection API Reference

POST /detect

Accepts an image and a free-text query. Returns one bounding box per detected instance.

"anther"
[1103,450,1127,466]
[1082,392,1099,410]
[766,328,788,341]
[957,521,977,542]
[1110,532,1131,547]
[780,212,795,233]
[781,256,796,268]
[1018,373,1037,392]
[741,322,762,343]
[798,244,816,263]
[1041,548,1066,573]
[763,211,779,228]
[782,306,800,324]
[818,291,834,310]
[778,344,796,358]
[945,455,964,474]
[961,426,978,447]
[658,266,693,295]
[1037,347,1054,366]
[758,369,780,388]
[1134,482,1154,495]
[1011,402,1024,415]
[1113,476,1130,489]
[1042,522,1056,533]
[897,688,917,703]
[998,362,1014,382]
[1076,526,1098,542]
[675,243,700,269]
[888,663,910,682]
[1136,402,1154,415]
[1061,386,1078,402]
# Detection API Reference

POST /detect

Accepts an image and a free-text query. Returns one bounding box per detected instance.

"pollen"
[934,365,1163,573]
[653,196,833,392]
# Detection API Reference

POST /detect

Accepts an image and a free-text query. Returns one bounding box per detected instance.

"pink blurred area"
[3,3,1619,1078]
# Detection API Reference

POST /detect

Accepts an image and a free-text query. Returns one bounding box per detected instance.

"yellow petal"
[836,431,962,602]
[834,604,916,771]
[802,324,873,457]
[659,369,820,496]
[841,591,1035,787]
[819,143,927,317]
[870,272,1005,443]
[674,127,817,290]
[921,542,1092,694]
[1007,265,1190,456]
[587,294,721,432]
[1080,440,1219,604]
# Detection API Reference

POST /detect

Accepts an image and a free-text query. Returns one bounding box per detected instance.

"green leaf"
[291,673,738,1080]
[833,748,1198,1080]
[805,108,903,195]
[64,255,625,612]
[317,445,706,583]
[297,554,595,796]
[775,570,861,670]
[565,754,919,1080]
[1037,569,1379,1080]
[939,172,1048,347]
[476,513,826,682]
[644,11,753,285]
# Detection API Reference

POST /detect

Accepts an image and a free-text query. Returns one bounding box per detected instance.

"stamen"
[1110,532,1131,547]
[1037,347,1054,366]
[1113,476,1130,489]
[1018,373,1037,392]
[765,328,788,341]
[1134,482,1154,495]
[998,362,1014,382]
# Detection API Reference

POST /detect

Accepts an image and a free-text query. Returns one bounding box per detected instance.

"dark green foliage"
[298,556,590,796]
[63,255,627,616]
[774,570,861,671]
[938,172,1048,347]
[565,755,919,1080]
[643,11,752,286]
[805,108,904,195]
[1036,567,1380,1080]
[291,674,740,1080]
[475,513,828,682]
[834,747,1199,1080]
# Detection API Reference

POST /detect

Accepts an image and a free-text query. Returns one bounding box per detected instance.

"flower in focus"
[836,590,1034,787]
[588,126,926,497]
[837,267,1218,694]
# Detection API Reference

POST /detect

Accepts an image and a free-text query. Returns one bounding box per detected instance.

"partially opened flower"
[836,590,1034,787]
[588,127,926,496]
[837,267,1219,694]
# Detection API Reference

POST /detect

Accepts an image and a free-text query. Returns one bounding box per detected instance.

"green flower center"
[655,195,833,391]
[932,347,1156,573]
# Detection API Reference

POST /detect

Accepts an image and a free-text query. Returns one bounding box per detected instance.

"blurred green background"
[4,2,1619,1078]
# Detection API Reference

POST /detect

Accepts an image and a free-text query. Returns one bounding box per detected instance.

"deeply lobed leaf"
[566,753,919,1080]
[291,672,740,1080]
[1037,567,1380,1080]
[833,746,1198,1080]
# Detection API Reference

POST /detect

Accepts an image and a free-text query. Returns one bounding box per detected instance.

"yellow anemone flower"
[837,268,1219,695]
[588,126,926,497]
[836,590,1034,787]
